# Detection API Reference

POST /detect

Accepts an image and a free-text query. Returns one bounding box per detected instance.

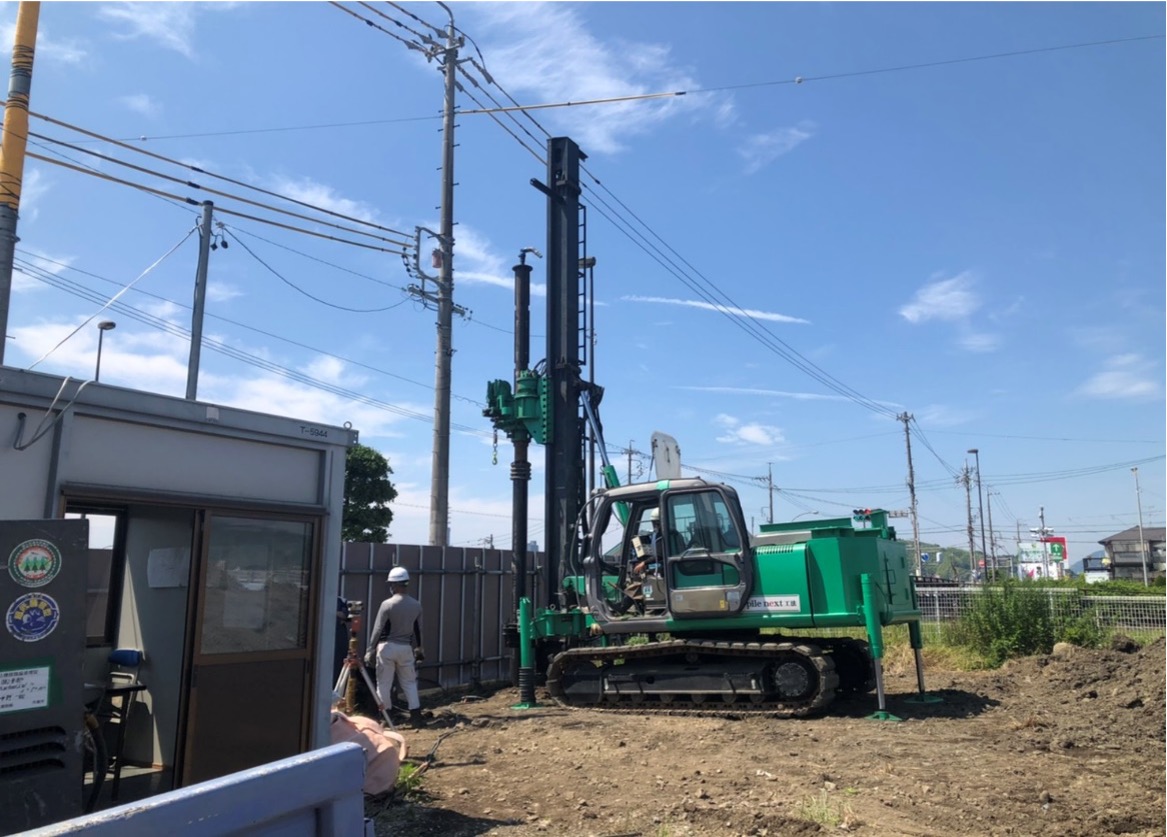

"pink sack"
[329,711,408,795]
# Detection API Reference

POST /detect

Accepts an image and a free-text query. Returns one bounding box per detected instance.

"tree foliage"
[343,443,398,543]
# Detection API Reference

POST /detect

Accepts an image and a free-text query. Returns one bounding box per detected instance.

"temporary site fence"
[339,542,541,691]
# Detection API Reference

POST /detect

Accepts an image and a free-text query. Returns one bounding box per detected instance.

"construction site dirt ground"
[367,637,1165,837]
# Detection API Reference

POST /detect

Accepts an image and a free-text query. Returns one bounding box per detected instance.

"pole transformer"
[0,1,40,365]
[427,14,461,546]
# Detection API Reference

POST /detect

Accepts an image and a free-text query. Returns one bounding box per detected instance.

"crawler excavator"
[485,137,931,719]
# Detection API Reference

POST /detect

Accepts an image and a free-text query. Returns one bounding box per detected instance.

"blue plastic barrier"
[23,743,373,837]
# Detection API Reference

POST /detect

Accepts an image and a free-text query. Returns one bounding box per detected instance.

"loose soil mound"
[370,638,1166,836]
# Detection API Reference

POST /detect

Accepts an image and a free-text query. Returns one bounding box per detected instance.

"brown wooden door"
[181,513,318,785]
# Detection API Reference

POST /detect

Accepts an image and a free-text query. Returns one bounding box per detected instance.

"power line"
[74,32,1162,142]
[29,111,414,240]
[26,151,405,255]
[28,128,410,248]
[221,226,410,313]
[15,258,493,434]
[24,228,197,370]
[14,248,487,407]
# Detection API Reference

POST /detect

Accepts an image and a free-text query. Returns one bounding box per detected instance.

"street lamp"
[968,449,988,581]
[95,320,116,382]
[792,511,819,521]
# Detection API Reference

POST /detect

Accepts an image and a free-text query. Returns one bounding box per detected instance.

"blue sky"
[3,1,1163,565]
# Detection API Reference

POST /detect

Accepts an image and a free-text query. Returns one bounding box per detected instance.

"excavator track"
[546,639,839,718]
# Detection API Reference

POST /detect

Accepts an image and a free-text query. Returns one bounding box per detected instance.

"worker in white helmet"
[366,566,425,727]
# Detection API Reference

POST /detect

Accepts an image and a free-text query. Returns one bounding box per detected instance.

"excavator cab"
[583,479,754,632]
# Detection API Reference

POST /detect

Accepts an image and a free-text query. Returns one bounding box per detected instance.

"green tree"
[342,443,398,543]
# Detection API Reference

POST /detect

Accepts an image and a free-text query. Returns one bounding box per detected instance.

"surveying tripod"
[333,600,396,730]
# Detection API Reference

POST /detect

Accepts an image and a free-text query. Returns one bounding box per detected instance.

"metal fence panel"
[340,542,541,691]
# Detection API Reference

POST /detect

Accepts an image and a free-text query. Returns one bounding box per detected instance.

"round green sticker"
[8,539,63,588]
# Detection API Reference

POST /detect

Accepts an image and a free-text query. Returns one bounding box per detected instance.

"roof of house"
[1099,526,1167,545]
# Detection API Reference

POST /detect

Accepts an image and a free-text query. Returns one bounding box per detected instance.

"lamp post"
[792,511,819,521]
[968,449,988,581]
[95,320,116,382]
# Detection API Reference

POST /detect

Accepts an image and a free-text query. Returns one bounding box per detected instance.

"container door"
[180,513,318,785]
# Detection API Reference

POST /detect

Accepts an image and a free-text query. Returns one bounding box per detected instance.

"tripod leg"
[358,662,396,730]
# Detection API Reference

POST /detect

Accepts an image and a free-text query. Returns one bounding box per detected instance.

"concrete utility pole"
[427,7,462,546]
[0,1,40,366]
[962,463,976,581]
[986,489,998,578]
[186,201,213,400]
[968,449,988,582]
[1039,506,1049,578]
[899,413,922,574]
[767,463,775,524]
[1133,466,1148,586]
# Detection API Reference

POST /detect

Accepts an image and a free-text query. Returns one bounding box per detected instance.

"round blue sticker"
[6,592,60,642]
[8,539,62,588]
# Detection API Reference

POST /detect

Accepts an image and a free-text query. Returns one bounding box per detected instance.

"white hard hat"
[649,508,660,522]
[387,566,410,584]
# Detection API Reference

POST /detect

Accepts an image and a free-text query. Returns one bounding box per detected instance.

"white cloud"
[450,225,546,296]
[899,271,980,324]
[683,385,903,413]
[1076,354,1161,401]
[958,331,1000,353]
[469,3,721,155]
[914,404,976,427]
[714,413,785,447]
[11,246,74,292]
[737,122,815,175]
[266,176,382,225]
[0,23,86,64]
[98,3,223,59]
[206,282,243,304]
[623,295,809,324]
[18,168,48,223]
[118,93,161,118]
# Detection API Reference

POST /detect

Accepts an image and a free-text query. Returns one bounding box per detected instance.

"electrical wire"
[90,32,1161,142]
[29,112,415,240]
[26,151,406,255]
[221,226,410,313]
[15,259,493,435]
[28,129,410,248]
[14,249,487,407]
[25,227,197,371]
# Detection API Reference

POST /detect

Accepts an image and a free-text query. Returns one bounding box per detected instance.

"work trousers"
[375,640,419,711]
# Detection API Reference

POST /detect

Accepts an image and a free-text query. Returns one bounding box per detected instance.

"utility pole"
[625,441,635,484]
[986,489,998,580]
[0,1,40,365]
[961,463,976,581]
[899,413,922,575]
[968,449,988,582]
[767,463,775,524]
[1133,466,1148,586]
[1039,506,1049,578]
[186,201,213,400]
[426,7,463,546]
